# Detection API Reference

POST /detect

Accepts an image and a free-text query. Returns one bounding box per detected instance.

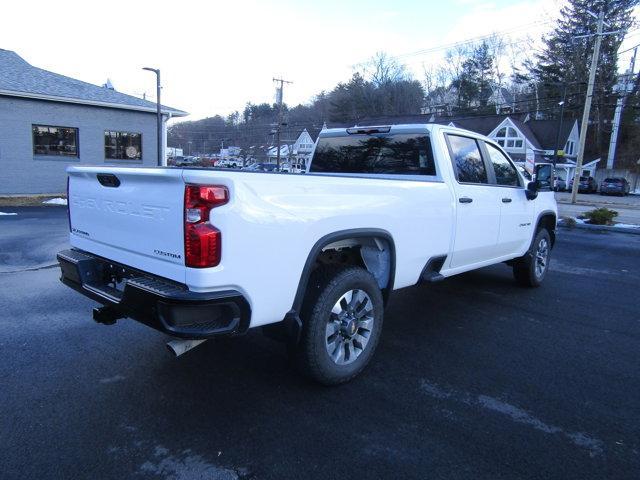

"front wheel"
[513,229,551,287]
[293,266,384,385]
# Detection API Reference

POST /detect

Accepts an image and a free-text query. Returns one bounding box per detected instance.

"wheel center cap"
[341,318,358,338]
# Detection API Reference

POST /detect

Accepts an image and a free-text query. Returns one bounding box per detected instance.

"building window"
[565,140,575,156]
[105,131,142,160]
[32,125,78,157]
[493,126,523,149]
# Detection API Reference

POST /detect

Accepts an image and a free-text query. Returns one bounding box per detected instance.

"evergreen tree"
[533,0,637,157]
[455,41,495,111]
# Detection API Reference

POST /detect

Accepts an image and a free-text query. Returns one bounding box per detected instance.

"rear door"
[445,134,502,269]
[482,142,534,257]
[67,166,187,282]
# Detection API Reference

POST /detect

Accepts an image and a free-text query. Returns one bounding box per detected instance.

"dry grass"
[0,194,66,207]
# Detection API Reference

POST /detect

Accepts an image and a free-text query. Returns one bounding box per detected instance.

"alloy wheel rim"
[535,238,549,279]
[325,289,374,365]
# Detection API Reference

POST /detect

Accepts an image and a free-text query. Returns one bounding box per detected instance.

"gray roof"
[0,49,187,116]
[526,119,576,150]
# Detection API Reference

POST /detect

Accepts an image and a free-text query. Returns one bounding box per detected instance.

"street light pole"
[553,97,566,167]
[143,67,162,167]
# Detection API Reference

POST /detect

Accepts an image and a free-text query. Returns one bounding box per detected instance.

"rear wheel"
[293,266,384,385]
[513,229,551,288]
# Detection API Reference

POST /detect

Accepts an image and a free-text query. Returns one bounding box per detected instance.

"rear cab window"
[310,133,436,177]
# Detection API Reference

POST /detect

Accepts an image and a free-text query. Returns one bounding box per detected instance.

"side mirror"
[525,181,538,200]
[534,164,553,191]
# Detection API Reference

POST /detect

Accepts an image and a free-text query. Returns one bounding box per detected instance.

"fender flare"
[290,228,396,314]
[534,210,557,247]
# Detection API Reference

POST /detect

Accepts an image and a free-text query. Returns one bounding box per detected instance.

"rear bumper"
[57,249,251,338]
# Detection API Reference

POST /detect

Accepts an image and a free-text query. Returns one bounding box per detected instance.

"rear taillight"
[184,185,229,268]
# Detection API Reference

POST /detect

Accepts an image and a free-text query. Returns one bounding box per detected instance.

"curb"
[556,200,640,211]
[558,222,640,235]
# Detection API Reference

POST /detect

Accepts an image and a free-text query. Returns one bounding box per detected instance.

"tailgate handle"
[97,173,121,188]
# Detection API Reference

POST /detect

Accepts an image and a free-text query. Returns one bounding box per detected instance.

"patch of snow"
[0,212,18,216]
[43,197,67,205]
[99,374,126,384]
[614,223,640,229]
[139,452,239,480]
[420,378,604,457]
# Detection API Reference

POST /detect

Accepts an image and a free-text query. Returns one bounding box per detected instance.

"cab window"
[485,142,520,187]
[446,135,488,184]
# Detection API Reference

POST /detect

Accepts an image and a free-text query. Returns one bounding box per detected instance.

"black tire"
[293,266,384,385]
[513,229,551,288]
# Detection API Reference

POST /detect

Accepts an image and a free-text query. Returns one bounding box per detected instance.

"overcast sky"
[2,0,639,122]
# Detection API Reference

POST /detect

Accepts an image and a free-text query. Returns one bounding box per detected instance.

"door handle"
[459,197,473,204]
[502,198,512,203]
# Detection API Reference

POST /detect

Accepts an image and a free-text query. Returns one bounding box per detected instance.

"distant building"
[291,129,316,169]
[433,113,596,181]
[0,49,187,194]
[166,146,183,158]
[220,146,241,159]
[266,144,291,163]
[487,87,515,114]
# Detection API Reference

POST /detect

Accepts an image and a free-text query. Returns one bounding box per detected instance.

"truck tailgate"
[67,166,186,282]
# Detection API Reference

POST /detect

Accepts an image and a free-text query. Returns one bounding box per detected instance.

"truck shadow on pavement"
[85,263,615,479]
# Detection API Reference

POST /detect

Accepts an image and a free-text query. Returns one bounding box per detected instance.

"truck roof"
[318,123,483,139]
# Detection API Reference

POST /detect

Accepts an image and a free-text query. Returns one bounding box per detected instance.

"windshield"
[310,133,436,176]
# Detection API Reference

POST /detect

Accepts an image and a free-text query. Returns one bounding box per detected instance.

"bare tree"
[364,52,408,87]
[485,33,507,87]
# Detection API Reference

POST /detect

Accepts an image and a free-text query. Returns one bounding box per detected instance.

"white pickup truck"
[58,123,557,384]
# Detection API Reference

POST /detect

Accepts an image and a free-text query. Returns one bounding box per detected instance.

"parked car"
[553,176,566,192]
[569,176,597,193]
[600,177,630,196]
[59,124,557,385]
[175,156,200,167]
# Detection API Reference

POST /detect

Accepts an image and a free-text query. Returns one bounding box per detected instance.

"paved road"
[1,208,639,479]
[0,206,69,272]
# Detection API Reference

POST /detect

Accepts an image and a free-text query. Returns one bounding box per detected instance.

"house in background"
[266,144,291,163]
[264,129,318,169]
[0,49,187,195]
[430,113,594,182]
[291,128,315,169]
[487,87,515,114]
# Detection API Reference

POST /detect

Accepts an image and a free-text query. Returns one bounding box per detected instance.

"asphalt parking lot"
[1,207,639,480]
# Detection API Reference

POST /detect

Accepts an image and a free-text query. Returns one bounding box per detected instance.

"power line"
[352,19,553,68]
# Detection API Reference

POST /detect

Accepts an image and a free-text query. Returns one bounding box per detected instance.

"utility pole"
[571,10,620,203]
[273,77,292,171]
[606,47,637,170]
[142,67,162,166]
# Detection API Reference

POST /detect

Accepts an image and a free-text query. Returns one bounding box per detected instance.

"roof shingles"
[0,49,186,116]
